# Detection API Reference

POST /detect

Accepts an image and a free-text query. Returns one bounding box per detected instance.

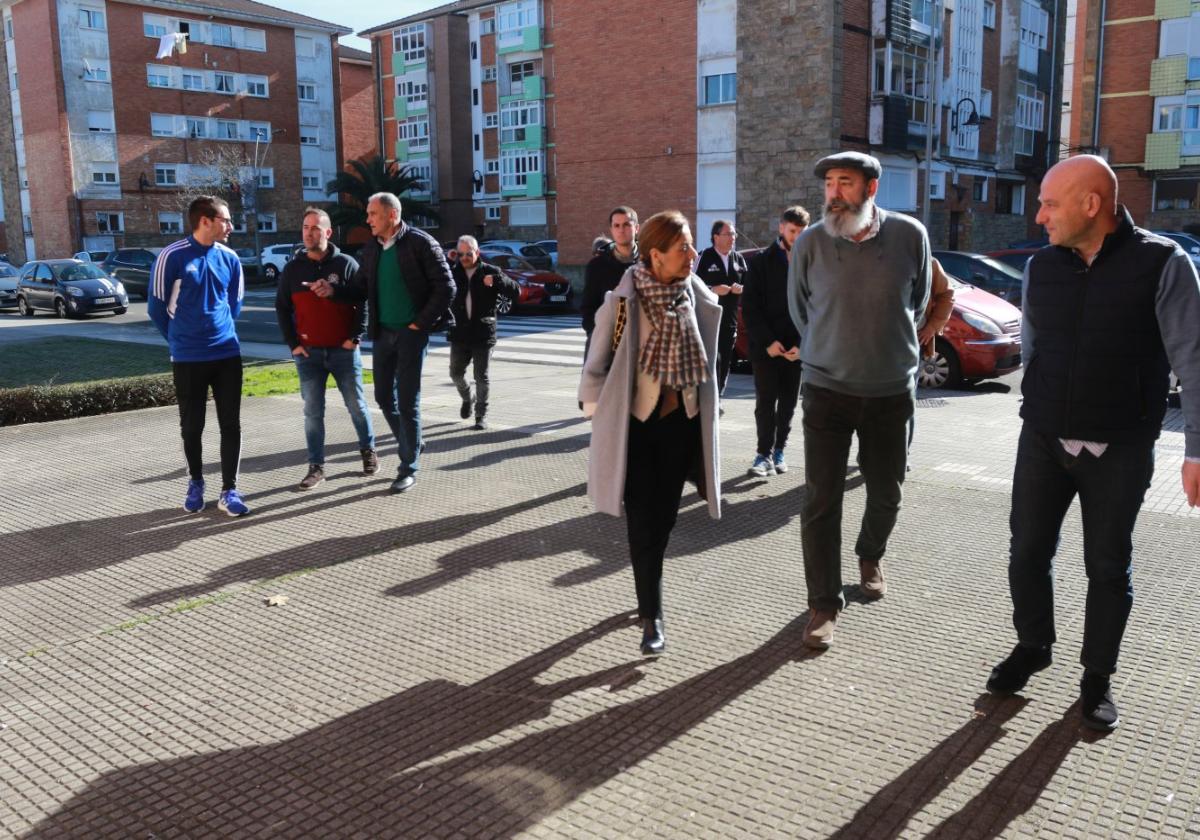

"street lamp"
[250,128,285,268]
[951,97,981,133]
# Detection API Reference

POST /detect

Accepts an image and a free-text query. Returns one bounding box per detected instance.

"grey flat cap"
[814,151,883,180]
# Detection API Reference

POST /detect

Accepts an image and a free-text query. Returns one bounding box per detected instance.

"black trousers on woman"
[623,401,702,620]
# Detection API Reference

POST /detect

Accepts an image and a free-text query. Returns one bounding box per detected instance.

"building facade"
[338,45,377,170]
[1070,0,1200,232]
[0,0,350,263]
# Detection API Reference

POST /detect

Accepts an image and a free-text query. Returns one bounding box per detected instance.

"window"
[497,0,537,34]
[508,59,540,94]
[216,119,239,139]
[997,182,1026,215]
[302,169,321,189]
[874,42,930,124]
[210,24,232,47]
[246,76,267,97]
[480,17,495,35]
[973,177,988,202]
[79,8,104,30]
[248,122,270,141]
[500,148,541,189]
[983,0,996,28]
[243,29,266,51]
[298,82,317,102]
[394,23,426,63]
[979,88,993,118]
[1189,58,1200,81]
[485,205,501,220]
[1154,178,1200,211]
[8,71,14,91]
[186,117,207,138]
[500,99,541,143]
[483,66,497,82]
[96,212,123,233]
[257,213,276,233]
[147,66,171,87]
[86,110,114,132]
[5,18,12,40]
[702,73,736,105]
[182,72,204,91]
[83,61,110,83]
[257,169,274,189]
[396,79,428,108]
[911,0,934,29]
[230,212,247,233]
[154,165,177,186]
[213,73,235,94]
[159,212,183,234]
[91,163,118,185]
[876,167,917,210]
[928,170,946,200]
[474,133,481,151]
[295,35,314,58]
[398,118,429,149]
[1019,0,1049,74]
[484,112,499,128]
[485,158,499,174]
[1015,80,1045,155]
[471,41,478,60]
[473,88,479,106]
[1158,101,1183,131]
[144,20,166,38]
[300,125,319,145]
[151,114,177,136]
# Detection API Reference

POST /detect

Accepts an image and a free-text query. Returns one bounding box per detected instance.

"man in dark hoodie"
[276,207,376,491]
[580,206,639,359]
[447,235,519,431]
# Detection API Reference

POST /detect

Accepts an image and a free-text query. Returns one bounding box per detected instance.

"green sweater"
[787,207,931,397]
[377,246,416,330]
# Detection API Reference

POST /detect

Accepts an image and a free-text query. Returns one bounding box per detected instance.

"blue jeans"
[1008,425,1155,676]
[373,327,429,477]
[295,346,374,466]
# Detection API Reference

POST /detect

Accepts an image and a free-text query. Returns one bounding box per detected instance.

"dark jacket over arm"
[580,244,636,335]
[742,239,800,352]
[446,261,519,346]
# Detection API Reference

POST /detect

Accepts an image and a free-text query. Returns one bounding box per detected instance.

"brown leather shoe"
[860,560,886,600]
[802,609,838,649]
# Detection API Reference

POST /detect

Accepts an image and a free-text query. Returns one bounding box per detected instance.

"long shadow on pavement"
[27,613,815,838]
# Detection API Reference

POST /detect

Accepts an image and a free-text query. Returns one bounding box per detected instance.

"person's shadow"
[28,614,815,838]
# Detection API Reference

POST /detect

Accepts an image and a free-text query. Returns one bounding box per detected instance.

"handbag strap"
[611,297,628,354]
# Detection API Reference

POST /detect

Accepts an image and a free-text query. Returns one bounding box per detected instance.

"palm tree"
[325,155,439,236]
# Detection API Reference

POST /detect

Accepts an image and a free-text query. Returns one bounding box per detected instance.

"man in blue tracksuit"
[148,195,249,516]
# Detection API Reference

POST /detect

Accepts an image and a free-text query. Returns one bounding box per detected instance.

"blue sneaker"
[218,488,250,517]
[184,479,205,513]
[772,450,788,474]
[748,454,775,477]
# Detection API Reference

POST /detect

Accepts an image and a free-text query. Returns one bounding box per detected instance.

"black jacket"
[334,222,455,338]
[742,239,800,353]
[580,242,638,335]
[694,246,748,327]
[446,261,519,346]
[1020,209,1175,444]
[275,243,365,349]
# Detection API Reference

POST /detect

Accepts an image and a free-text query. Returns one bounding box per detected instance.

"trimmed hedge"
[0,374,177,426]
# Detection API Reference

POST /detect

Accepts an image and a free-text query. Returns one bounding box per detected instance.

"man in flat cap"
[788,151,931,649]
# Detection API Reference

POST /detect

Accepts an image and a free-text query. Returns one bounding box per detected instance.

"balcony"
[501,75,543,103]
[1146,132,1182,170]
[393,96,428,120]
[501,172,544,198]
[497,25,541,55]
[1150,56,1188,97]
[392,52,427,77]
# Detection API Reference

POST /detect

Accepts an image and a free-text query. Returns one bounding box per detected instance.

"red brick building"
[0,0,351,263]
[337,45,377,171]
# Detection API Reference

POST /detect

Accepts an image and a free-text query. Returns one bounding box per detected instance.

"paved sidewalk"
[0,361,1197,839]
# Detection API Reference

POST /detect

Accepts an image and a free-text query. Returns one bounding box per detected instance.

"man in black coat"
[741,205,809,477]
[447,235,519,430]
[311,192,454,494]
[579,205,639,359]
[693,219,748,399]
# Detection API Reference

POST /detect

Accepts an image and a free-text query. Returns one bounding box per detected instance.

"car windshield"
[56,263,110,281]
[522,245,548,257]
[971,255,1024,280]
[0,265,16,277]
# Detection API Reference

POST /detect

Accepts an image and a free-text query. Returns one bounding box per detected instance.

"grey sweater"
[788,208,931,397]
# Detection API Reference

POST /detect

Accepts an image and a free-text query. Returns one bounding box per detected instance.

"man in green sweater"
[788,152,931,650]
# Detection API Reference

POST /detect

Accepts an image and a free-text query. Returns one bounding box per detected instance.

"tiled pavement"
[1,361,1197,839]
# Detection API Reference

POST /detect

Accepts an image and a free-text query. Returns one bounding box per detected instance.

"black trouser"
[751,349,802,457]
[172,355,243,491]
[800,383,913,612]
[623,402,701,620]
[448,341,494,420]
[715,311,737,396]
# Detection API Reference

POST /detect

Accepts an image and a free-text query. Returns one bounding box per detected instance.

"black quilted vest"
[1020,209,1174,443]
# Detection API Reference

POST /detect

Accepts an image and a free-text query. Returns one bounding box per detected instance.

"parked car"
[17,259,128,318]
[73,250,109,263]
[480,251,572,312]
[534,239,558,267]
[984,248,1040,272]
[99,247,163,300]
[479,240,554,270]
[933,250,1025,307]
[1151,230,1200,271]
[0,261,20,310]
[260,243,302,281]
[235,247,260,274]
[917,273,1023,389]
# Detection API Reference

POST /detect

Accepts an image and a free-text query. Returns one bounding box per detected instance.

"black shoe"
[460,392,473,419]
[1080,672,1120,731]
[986,644,1052,694]
[390,474,416,493]
[473,417,487,430]
[640,617,665,655]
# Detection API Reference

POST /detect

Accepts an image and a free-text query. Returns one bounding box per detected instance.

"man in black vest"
[694,219,747,402]
[447,235,519,430]
[986,155,1200,732]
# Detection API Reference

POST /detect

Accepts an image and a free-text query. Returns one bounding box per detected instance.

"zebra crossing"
[425,314,585,368]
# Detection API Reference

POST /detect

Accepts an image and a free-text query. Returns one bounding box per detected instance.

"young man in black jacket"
[310,192,454,494]
[447,235,519,430]
[579,206,639,359]
[741,205,809,477]
[276,207,376,490]
[693,219,748,400]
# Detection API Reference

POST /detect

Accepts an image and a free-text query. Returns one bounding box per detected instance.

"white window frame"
[483,65,497,82]
[143,19,166,38]
[159,211,183,235]
[983,0,996,28]
[497,0,537,35]
[500,148,541,190]
[182,71,204,91]
[257,169,274,189]
[876,166,918,211]
[500,99,541,143]
[151,113,177,137]
[485,158,499,174]
[1019,0,1049,74]
[484,112,499,129]
[299,125,320,145]
[928,170,946,200]
[86,110,114,133]
[257,212,276,233]
[1015,80,1045,156]
[398,118,430,150]
[396,78,428,109]
[485,205,501,220]
[973,177,988,202]
[979,88,993,118]
[701,72,736,106]
[242,29,266,51]
[297,82,317,102]
[210,23,233,47]
[1011,183,1026,215]
[248,122,271,142]
[393,23,426,63]
[90,162,118,185]
[186,117,207,139]
[147,66,171,88]
[874,42,930,125]
[83,60,110,83]
[213,72,235,94]
[79,7,104,30]
[295,35,314,58]
[216,119,240,140]
[154,164,177,186]
[406,162,432,190]
[245,76,268,97]
[95,211,123,233]
[480,17,496,35]
[301,169,321,189]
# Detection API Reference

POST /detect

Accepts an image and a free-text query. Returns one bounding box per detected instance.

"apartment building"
[0,0,350,263]
[1070,0,1200,231]
[338,45,377,168]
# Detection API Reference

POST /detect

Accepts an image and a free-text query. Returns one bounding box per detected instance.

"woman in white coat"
[578,210,723,655]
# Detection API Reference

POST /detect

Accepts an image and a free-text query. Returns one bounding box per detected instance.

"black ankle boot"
[1080,672,1120,731]
[640,617,665,655]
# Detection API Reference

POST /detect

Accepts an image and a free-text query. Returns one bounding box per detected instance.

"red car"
[729,255,1022,389]
[481,251,573,313]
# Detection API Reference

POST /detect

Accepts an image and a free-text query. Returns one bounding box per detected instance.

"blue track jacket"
[147,236,244,362]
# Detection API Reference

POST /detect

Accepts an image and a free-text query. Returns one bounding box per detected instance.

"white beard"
[822,198,875,239]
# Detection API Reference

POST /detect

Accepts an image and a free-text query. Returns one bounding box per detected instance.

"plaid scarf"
[632,264,709,390]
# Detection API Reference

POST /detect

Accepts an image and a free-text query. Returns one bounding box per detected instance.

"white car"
[260,243,301,281]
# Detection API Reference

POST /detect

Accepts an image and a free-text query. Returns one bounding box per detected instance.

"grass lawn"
[0,337,371,396]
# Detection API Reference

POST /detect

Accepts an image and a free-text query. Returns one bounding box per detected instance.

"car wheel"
[497,294,513,315]
[54,298,68,319]
[113,307,127,315]
[918,338,963,389]
[264,265,278,281]
[17,296,34,317]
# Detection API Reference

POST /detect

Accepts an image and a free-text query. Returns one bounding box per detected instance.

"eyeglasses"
[211,215,234,225]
